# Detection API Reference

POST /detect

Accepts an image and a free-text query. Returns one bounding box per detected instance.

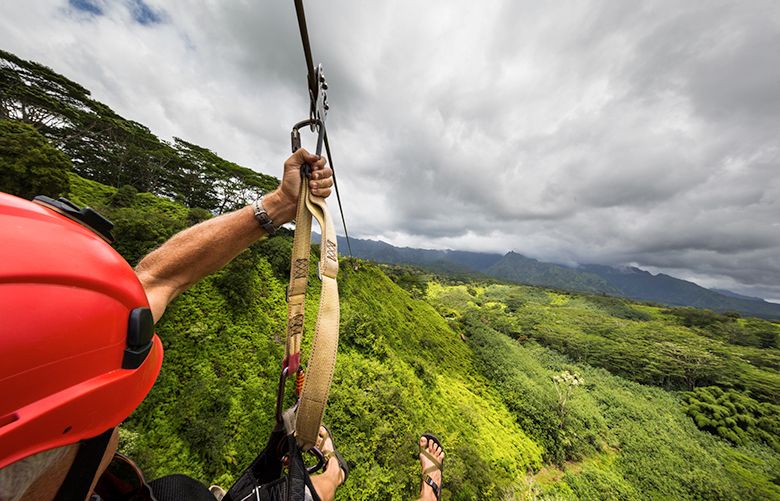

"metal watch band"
[252,197,277,235]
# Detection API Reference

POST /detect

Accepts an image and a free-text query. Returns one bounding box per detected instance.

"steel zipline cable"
[293,0,353,258]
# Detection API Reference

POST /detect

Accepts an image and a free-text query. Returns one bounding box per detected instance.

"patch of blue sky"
[68,0,102,16]
[127,0,162,25]
[67,0,162,25]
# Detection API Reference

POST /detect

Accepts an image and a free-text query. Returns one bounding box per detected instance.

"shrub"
[0,119,71,199]
[684,387,780,451]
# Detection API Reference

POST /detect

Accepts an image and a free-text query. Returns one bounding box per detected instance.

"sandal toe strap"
[419,449,443,471]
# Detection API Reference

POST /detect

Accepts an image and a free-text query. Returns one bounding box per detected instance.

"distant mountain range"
[329,235,780,320]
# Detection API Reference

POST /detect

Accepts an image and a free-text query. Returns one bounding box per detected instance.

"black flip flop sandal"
[318,426,349,484]
[419,433,444,501]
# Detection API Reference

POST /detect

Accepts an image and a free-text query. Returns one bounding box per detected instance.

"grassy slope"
[428,283,780,499]
[125,261,545,499]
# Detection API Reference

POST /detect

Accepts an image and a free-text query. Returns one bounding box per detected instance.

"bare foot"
[317,426,346,486]
[418,435,445,501]
[310,426,347,501]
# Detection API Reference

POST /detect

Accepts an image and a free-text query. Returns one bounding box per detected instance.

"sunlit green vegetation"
[429,283,780,499]
[684,387,780,451]
[63,174,543,498]
[91,168,777,499]
[428,283,780,404]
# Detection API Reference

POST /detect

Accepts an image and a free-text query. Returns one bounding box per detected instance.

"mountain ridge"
[329,235,780,320]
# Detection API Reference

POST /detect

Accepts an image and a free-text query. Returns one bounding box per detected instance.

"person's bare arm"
[135,148,332,322]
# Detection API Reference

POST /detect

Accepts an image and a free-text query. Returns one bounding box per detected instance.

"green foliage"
[119,255,544,498]
[109,204,187,266]
[684,387,780,451]
[65,170,544,497]
[187,207,213,226]
[171,138,278,213]
[583,295,651,321]
[0,118,70,199]
[255,231,294,279]
[380,263,429,299]
[109,184,138,208]
[458,311,780,499]
[65,171,117,207]
[431,284,780,403]
[65,172,189,265]
[667,307,733,328]
[667,307,780,349]
[463,312,606,465]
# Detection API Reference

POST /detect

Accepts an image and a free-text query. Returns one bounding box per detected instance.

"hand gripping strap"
[284,173,340,451]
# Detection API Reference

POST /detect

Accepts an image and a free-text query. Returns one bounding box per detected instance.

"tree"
[2,49,279,209]
[172,139,278,213]
[0,119,70,199]
[552,370,584,430]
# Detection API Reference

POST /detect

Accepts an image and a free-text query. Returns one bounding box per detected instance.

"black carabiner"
[291,118,324,179]
[275,366,290,424]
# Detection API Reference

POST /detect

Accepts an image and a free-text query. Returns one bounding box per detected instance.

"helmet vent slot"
[0,413,19,429]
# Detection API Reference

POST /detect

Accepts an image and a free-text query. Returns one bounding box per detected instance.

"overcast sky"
[2,0,779,301]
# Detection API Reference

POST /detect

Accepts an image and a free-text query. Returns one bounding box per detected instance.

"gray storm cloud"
[1,0,778,300]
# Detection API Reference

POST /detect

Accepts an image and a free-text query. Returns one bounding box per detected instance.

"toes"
[419,436,428,449]
[317,426,332,451]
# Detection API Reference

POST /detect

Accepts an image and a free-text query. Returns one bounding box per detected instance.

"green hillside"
[485,252,619,295]
[427,282,780,499]
[55,172,780,499]
[330,235,780,320]
[62,173,543,498]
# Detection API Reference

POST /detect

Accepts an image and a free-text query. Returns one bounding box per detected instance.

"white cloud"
[1,0,779,299]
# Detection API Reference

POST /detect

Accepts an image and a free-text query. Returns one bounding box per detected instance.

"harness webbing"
[283,165,340,451]
[227,2,342,498]
[286,179,339,450]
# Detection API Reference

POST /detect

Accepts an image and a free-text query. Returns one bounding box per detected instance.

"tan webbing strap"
[283,170,340,451]
[295,188,339,449]
[284,178,313,373]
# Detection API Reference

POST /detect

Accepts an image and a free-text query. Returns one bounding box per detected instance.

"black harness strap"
[147,475,214,501]
[223,427,319,501]
[54,428,114,501]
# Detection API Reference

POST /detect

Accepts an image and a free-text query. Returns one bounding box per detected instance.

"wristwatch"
[252,197,277,235]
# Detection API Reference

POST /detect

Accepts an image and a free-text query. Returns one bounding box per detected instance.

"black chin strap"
[53,428,114,501]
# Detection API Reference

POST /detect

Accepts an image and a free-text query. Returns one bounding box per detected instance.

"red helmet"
[0,192,163,469]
